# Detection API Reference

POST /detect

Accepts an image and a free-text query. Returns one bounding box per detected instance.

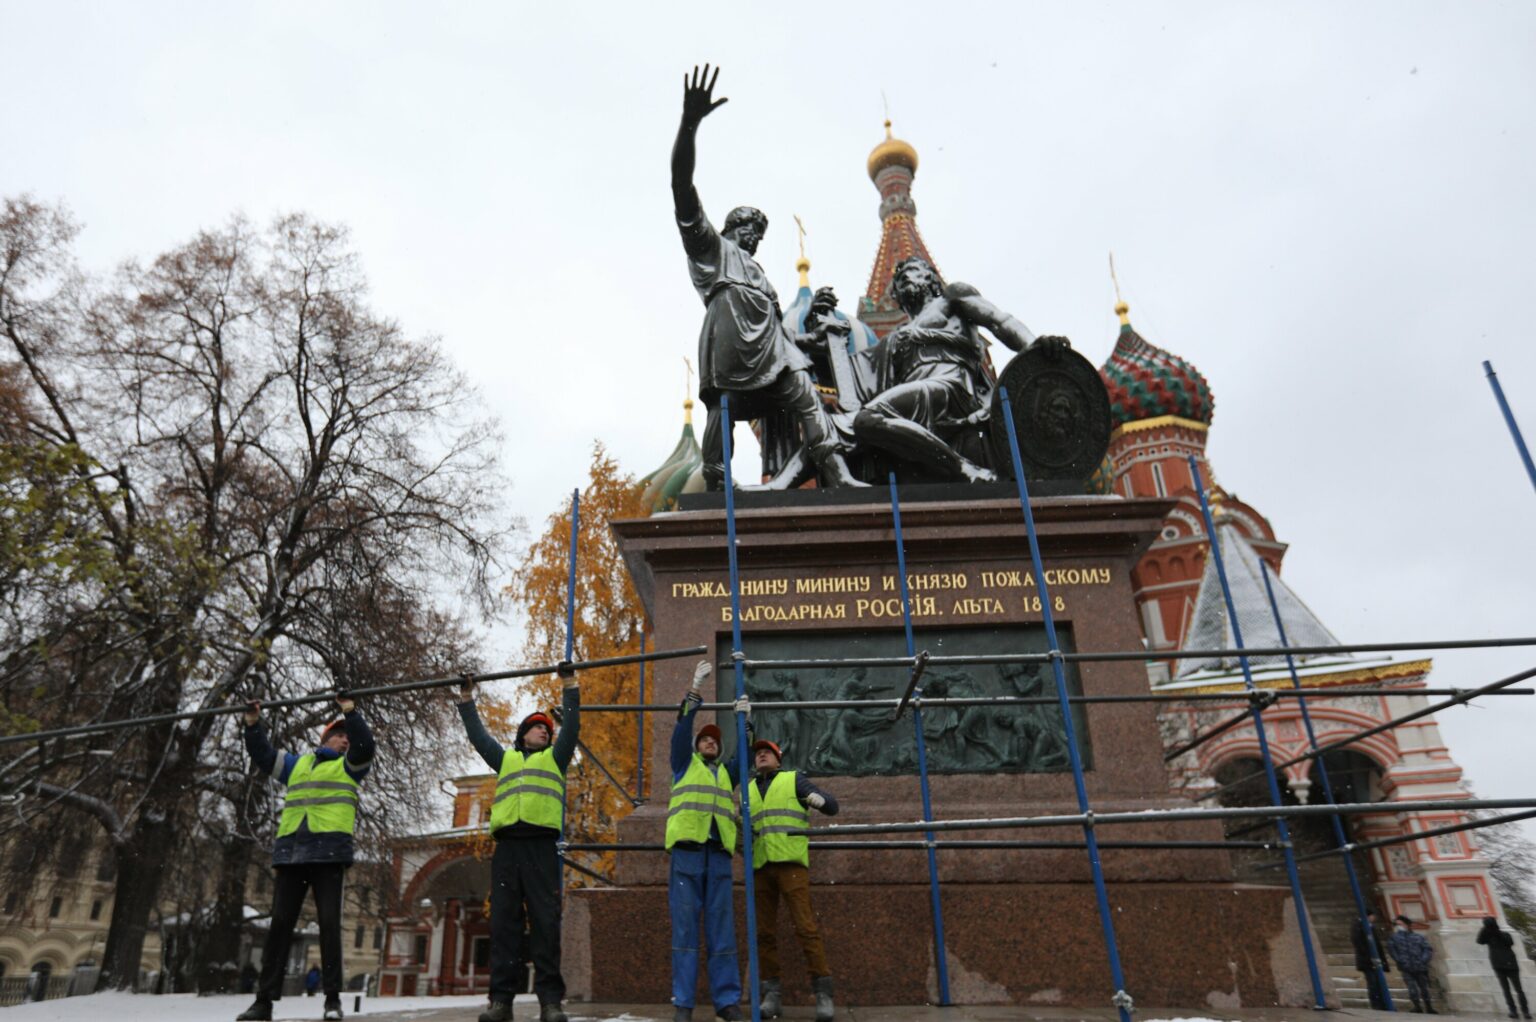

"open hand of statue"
[682,64,728,127]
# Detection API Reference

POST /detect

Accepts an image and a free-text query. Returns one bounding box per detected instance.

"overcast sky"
[4,2,1533,839]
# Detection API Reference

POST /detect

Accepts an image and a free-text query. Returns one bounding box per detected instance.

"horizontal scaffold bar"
[559,838,1282,853]
[1260,808,1536,869]
[795,796,1536,837]
[734,635,1536,670]
[0,645,707,748]
[1196,662,1536,800]
[575,686,1534,713]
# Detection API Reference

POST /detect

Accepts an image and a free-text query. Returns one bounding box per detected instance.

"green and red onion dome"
[1098,302,1215,426]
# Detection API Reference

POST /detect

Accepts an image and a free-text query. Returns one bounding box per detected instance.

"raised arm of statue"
[945,281,1038,352]
[671,64,729,222]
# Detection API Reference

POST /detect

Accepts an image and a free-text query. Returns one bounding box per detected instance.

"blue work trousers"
[670,845,741,1011]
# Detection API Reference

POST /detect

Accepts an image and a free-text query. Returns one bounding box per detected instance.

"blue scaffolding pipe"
[637,628,647,802]
[1259,559,1395,1010]
[997,386,1134,1022]
[561,488,580,903]
[886,473,952,1006]
[1187,456,1328,1009]
[1484,360,1536,495]
[719,396,764,1022]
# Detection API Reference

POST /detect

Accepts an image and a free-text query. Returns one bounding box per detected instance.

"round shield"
[988,340,1112,482]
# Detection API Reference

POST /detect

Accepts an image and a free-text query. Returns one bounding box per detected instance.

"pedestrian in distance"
[667,661,751,1022]
[237,694,375,1022]
[748,737,839,1021]
[459,666,581,1022]
[305,964,322,997]
[1350,908,1392,1011]
[1480,915,1532,1019]
[1386,915,1436,1013]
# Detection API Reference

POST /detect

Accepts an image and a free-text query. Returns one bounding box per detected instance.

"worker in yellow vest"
[237,695,374,1022]
[667,661,751,1022]
[459,667,579,1022]
[748,738,839,1021]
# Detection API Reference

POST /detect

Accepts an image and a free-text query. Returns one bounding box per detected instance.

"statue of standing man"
[672,65,864,490]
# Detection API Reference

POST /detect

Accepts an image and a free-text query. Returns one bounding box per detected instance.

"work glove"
[335,692,356,715]
[691,660,712,693]
[557,660,577,685]
[242,700,261,726]
[805,792,826,810]
[733,695,751,718]
[457,673,475,703]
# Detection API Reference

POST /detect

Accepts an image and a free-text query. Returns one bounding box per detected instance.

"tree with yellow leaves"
[494,443,650,884]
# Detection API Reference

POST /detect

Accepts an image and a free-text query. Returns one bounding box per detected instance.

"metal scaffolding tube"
[571,687,1534,713]
[801,796,1536,837]
[999,385,1133,1022]
[0,644,709,749]
[736,635,1536,671]
[1265,809,1536,869]
[1259,558,1393,1010]
[719,395,764,1022]
[559,838,1285,853]
[1197,663,1536,802]
[887,474,951,1005]
[1161,695,1270,763]
[1484,360,1536,494]
[1188,457,1327,1009]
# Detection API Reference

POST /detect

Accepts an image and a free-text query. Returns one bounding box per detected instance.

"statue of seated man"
[853,257,1064,482]
[671,65,863,490]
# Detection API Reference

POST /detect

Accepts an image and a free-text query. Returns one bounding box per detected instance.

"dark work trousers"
[1402,969,1432,1010]
[490,837,564,1006]
[256,863,346,1001]
[1497,967,1530,1017]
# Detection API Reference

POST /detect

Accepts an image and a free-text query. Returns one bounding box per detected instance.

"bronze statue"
[852,257,1066,483]
[671,66,864,490]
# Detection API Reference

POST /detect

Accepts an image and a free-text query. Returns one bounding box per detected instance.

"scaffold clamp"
[1112,988,1135,1013]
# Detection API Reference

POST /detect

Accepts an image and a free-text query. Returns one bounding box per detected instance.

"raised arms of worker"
[671,64,729,226]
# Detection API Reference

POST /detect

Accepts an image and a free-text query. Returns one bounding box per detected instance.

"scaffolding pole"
[887,473,951,1005]
[570,687,1534,713]
[738,634,1536,671]
[1269,809,1536,869]
[560,488,580,907]
[999,385,1133,1022]
[1259,558,1393,1010]
[720,395,763,1022]
[1197,662,1536,803]
[0,645,709,749]
[803,796,1536,837]
[1484,360,1536,495]
[1189,456,1328,1009]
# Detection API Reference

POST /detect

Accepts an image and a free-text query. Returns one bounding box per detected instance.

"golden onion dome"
[867,119,918,180]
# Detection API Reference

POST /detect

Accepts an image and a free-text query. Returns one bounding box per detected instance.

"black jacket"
[1479,921,1520,971]
[1351,917,1391,973]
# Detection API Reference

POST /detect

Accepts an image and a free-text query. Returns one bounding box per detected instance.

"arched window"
[1150,462,1168,497]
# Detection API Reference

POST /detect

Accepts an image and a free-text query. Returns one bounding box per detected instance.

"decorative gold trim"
[1110,415,1210,440]
[1176,658,1434,696]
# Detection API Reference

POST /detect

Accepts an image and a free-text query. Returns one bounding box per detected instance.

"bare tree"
[0,197,515,987]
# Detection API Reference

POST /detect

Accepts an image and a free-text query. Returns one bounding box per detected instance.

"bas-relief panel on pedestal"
[715,625,1091,776]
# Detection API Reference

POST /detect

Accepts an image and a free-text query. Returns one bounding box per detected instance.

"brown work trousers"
[753,861,830,982]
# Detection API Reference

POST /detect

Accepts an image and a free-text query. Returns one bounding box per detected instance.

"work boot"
[539,1003,568,1022]
[758,979,782,1019]
[323,994,343,1021]
[478,1000,514,1022]
[236,1000,273,1022]
[715,1007,742,1021]
[813,975,835,1022]
[673,1007,692,1022]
